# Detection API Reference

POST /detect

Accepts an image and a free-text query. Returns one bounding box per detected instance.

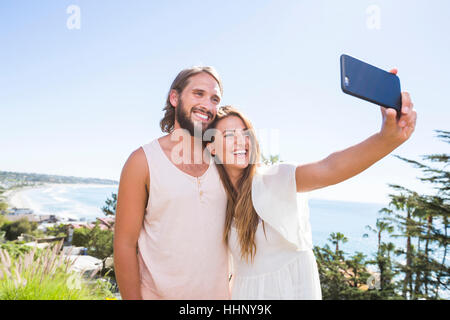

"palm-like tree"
[328,232,348,256]
[364,218,394,255]
[261,154,281,165]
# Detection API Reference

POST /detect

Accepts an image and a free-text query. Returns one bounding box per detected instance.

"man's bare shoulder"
[127,147,148,168]
[121,147,149,187]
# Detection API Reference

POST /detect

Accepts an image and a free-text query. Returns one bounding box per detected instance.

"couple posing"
[114,66,417,300]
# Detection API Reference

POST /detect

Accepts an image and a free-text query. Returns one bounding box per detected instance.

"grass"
[0,240,115,300]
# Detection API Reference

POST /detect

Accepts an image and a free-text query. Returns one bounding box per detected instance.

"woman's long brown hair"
[209,106,264,263]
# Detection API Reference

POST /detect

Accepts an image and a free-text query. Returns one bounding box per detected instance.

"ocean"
[9,184,119,222]
[308,198,403,258]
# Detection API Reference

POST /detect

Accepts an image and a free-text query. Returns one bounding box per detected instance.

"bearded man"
[114,67,230,300]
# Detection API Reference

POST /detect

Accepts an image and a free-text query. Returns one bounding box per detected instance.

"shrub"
[0,214,9,229]
[0,242,39,260]
[71,227,90,247]
[1,218,38,241]
[0,202,8,214]
[70,223,114,276]
[0,240,115,300]
[45,223,69,239]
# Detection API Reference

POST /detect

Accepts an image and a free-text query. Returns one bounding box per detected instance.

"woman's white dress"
[228,163,322,300]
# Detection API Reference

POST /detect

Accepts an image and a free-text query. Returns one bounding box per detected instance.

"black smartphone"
[340,54,402,116]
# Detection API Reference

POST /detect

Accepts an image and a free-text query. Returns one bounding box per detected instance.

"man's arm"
[114,148,149,300]
[296,90,417,193]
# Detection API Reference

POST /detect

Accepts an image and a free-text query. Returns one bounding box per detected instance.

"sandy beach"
[3,183,118,211]
[3,185,46,210]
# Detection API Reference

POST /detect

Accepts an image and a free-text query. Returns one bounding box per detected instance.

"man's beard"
[175,100,210,137]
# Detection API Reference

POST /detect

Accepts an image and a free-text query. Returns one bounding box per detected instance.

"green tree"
[45,223,69,238]
[343,252,371,289]
[0,218,38,241]
[314,244,350,299]
[71,223,113,275]
[86,221,114,274]
[72,227,90,247]
[101,193,117,217]
[378,129,449,299]
[314,239,370,299]
[0,202,8,214]
[0,214,9,229]
[364,218,397,291]
[328,232,348,257]
[0,185,8,213]
[364,218,395,253]
[261,154,281,165]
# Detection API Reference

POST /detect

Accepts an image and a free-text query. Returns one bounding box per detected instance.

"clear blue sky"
[1,0,449,204]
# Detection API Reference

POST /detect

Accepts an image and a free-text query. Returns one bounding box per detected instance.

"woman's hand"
[378,69,417,147]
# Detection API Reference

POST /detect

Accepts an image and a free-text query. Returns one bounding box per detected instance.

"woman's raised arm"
[296,89,417,193]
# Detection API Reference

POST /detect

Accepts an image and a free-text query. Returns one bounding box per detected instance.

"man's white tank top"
[137,138,230,299]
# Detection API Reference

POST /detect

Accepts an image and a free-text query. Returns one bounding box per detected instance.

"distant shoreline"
[309,197,389,207]
[4,183,118,211]
[3,183,388,211]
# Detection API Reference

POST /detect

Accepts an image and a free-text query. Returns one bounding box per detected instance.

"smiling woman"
[206,105,322,299]
[205,87,417,299]
[206,106,262,256]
